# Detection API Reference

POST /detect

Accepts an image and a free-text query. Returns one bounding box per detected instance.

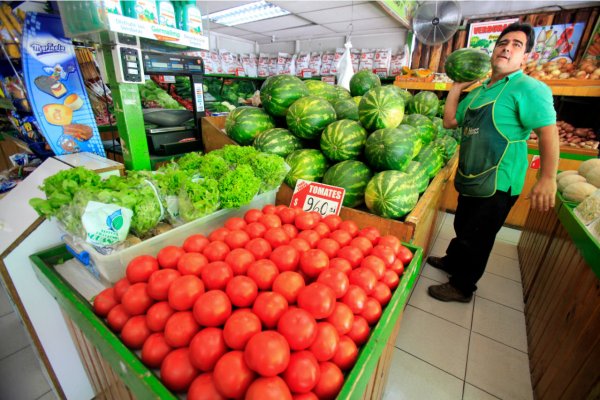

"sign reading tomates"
[290,180,345,217]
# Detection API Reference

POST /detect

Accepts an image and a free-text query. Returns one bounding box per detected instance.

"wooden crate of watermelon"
[31,203,423,399]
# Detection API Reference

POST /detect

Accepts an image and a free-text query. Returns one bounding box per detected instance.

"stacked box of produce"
[91,205,419,398]
[528,120,598,150]
[556,159,600,203]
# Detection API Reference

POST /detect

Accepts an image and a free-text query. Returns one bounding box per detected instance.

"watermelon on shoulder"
[408,91,439,118]
[260,75,309,117]
[350,70,381,96]
[445,48,491,83]
[364,126,419,172]
[323,160,373,208]
[253,128,303,157]
[225,106,276,145]
[402,114,435,145]
[358,87,405,132]
[284,149,329,188]
[286,96,337,140]
[365,171,419,218]
[406,160,429,194]
[332,98,359,121]
[320,119,367,162]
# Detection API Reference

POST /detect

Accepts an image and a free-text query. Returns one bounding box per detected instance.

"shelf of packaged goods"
[204,74,397,83]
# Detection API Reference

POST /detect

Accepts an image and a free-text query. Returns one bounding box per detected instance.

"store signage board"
[378,0,416,29]
[582,18,600,61]
[528,23,586,65]
[106,13,209,50]
[290,180,345,217]
[467,18,520,56]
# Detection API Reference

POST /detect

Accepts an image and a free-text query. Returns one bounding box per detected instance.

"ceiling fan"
[412,1,462,45]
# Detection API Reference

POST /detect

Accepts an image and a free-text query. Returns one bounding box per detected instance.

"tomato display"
[93,288,118,317]
[299,249,329,278]
[223,309,262,350]
[160,348,198,392]
[157,246,185,269]
[120,315,151,349]
[187,373,226,400]
[283,351,320,394]
[200,261,233,290]
[189,328,228,372]
[203,241,230,262]
[272,271,305,304]
[224,229,251,249]
[225,217,247,231]
[225,248,255,276]
[244,331,291,377]
[277,308,318,351]
[121,283,154,315]
[164,311,199,347]
[193,290,232,327]
[168,275,205,311]
[106,304,129,332]
[331,335,359,371]
[141,333,172,368]
[253,292,289,328]
[225,275,258,307]
[183,234,209,253]
[146,301,175,332]
[316,269,349,299]
[309,322,340,362]
[297,283,336,319]
[247,259,279,290]
[313,362,344,400]
[147,269,181,301]
[213,350,256,397]
[246,376,293,400]
[126,255,159,283]
[270,245,300,272]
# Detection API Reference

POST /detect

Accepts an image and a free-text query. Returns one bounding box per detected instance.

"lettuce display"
[138,80,185,110]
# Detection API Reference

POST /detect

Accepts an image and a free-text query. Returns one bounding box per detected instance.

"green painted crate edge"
[30,242,423,399]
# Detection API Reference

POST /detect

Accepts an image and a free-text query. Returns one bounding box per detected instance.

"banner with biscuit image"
[22,13,105,156]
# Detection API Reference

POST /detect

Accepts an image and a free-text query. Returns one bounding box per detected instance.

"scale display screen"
[142,52,204,74]
[189,65,203,71]
[151,62,168,68]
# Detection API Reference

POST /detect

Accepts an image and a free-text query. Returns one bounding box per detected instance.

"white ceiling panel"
[236,14,310,33]
[238,33,271,42]
[211,26,255,36]
[325,16,402,33]
[271,1,367,14]
[199,1,252,14]
[298,3,386,25]
[266,25,335,40]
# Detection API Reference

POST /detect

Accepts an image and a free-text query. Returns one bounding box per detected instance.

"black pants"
[442,190,519,295]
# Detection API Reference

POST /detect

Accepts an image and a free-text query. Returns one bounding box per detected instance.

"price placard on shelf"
[106,14,209,49]
[290,180,345,217]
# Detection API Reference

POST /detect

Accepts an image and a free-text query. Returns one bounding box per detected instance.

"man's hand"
[530,176,557,212]
[450,80,478,93]
[444,80,479,129]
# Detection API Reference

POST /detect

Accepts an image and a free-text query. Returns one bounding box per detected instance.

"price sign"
[530,155,541,169]
[290,180,345,217]
[434,82,447,90]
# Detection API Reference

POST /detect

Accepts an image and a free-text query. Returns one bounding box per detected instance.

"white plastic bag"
[336,41,355,91]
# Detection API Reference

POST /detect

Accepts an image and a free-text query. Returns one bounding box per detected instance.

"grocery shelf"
[527,142,598,160]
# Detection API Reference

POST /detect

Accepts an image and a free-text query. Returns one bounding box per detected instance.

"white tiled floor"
[383,212,534,400]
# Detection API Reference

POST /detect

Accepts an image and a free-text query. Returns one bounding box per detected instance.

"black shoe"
[428,283,473,303]
[426,256,453,275]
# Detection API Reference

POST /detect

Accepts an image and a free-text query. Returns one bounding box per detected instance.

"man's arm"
[530,124,559,212]
[443,81,477,129]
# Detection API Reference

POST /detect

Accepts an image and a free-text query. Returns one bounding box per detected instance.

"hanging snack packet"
[358,48,375,72]
[296,52,310,77]
[374,48,392,77]
[268,55,278,76]
[210,51,223,74]
[277,52,291,75]
[258,53,270,77]
[320,51,334,76]
[309,52,322,76]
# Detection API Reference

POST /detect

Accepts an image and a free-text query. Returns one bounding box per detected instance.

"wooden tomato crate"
[30,242,423,399]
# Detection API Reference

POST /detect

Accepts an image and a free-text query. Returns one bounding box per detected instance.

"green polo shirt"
[456,70,556,195]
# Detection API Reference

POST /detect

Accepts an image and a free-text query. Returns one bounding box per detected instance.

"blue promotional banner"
[22,13,105,157]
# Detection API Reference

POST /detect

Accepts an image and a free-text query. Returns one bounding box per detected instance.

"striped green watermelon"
[334,85,352,100]
[260,75,309,117]
[284,149,329,188]
[383,85,412,104]
[408,91,439,118]
[445,48,491,83]
[305,80,338,103]
[225,106,275,145]
[320,120,367,162]
[286,96,337,140]
[402,114,435,145]
[431,117,443,139]
[434,136,458,163]
[437,99,445,117]
[323,160,373,208]
[253,128,303,157]
[350,70,381,96]
[365,171,419,218]
[364,126,419,172]
[358,87,405,132]
[332,99,359,121]
[406,161,429,194]
[352,96,362,105]
[416,144,444,179]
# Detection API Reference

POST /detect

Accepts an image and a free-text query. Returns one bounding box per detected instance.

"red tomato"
[283,351,320,394]
[360,255,386,280]
[246,376,293,400]
[157,246,186,269]
[225,275,258,308]
[371,245,396,267]
[245,222,267,238]
[252,292,288,329]
[187,373,226,400]
[295,212,320,231]
[348,268,377,295]
[161,348,198,392]
[203,241,230,262]
[313,362,344,400]
[189,328,228,371]
[209,227,230,242]
[147,269,181,301]
[326,303,354,335]
[93,287,118,317]
[177,253,207,276]
[321,215,342,231]
[332,335,358,371]
[347,316,370,346]
[273,271,306,304]
[282,223,298,239]
[113,278,130,302]
[244,331,290,377]
[168,275,205,311]
[141,332,172,368]
[357,227,381,245]
[317,269,349,299]
[361,298,383,325]
[245,238,272,260]
[316,238,340,258]
[277,308,318,351]
[290,238,311,253]
[341,285,367,314]
[297,230,320,248]
[299,249,329,278]
[225,248,256,276]
[329,258,352,274]
[164,311,200,347]
[298,283,336,319]
[338,220,359,237]
[371,282,392,306]
[201,261,233,290]
[309,322,339,362]
[121,315,151,349]
[223,309,262,350]
[146,301,175,332]
[224,217,247,231]
[329,230,352,247]
[397,245,414,265]
[277,207,297,224]
[264,227,290,248]
[381,270,400,290]
[183,234,210,253]
[378,235,401,254]
[293,393,319,400]
[126,255,159,283]
[270,245,300,272]
[262,204,278,215]
[313,222,331,238]
[193,290,232,327]
[244,209,264,223]
[122,283,154,315]
[224,229,251,249]
[259,213,282,229]
[213,351,255,398]
[350,236,373,256]
[247,259,279,290]
[337,246,364,268]
[389,259,405,275]
[106,304,130,332]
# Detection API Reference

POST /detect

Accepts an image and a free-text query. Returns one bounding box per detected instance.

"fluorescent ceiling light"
[206,1,290,26]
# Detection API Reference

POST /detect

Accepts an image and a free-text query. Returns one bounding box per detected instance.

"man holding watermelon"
[427,23,559,303]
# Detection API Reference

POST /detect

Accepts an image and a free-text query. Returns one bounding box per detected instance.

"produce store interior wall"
[209,31,257,55]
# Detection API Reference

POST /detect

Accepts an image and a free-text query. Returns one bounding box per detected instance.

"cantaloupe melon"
[578,159,600,177]
[556,170,578,181]
[563,182,597,203]
[558,174,586,192]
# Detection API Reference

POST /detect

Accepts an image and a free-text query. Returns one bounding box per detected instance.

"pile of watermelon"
[224,70,459,219]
